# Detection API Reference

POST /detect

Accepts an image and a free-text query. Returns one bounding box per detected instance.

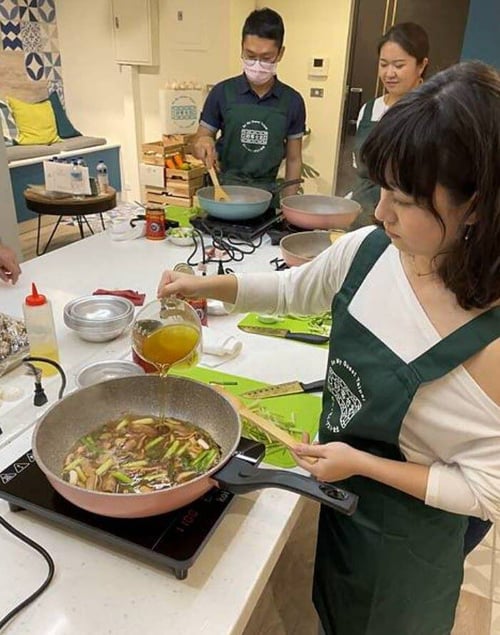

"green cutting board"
[237,313,331,349]
[171,366,321,468]
[164,206,197,227]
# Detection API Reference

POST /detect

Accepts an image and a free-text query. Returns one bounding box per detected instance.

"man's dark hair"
[362,61,500,310]
[242,8,284,49]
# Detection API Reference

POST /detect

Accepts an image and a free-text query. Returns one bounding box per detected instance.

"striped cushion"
[0,99,17,146]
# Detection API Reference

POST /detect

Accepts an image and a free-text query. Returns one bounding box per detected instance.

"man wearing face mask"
[193,8,306,200]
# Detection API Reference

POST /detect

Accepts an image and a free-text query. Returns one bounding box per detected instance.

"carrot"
[173,153,184,168]
[165,157,176,169]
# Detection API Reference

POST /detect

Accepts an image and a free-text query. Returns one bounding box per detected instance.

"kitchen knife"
[238,325,329,345]
[241,379,325,400]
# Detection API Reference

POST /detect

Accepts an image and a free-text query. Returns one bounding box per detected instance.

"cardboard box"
[159,89,204,135]
[139,163,165,188]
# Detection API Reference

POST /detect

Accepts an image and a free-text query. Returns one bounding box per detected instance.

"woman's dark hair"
[361,61,500,310]
[242,8,284,49]
[378,22,429,74]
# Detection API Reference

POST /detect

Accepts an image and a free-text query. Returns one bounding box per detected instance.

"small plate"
[75,360,145,388]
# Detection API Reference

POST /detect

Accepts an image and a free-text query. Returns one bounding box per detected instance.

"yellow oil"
[139,324,200,373]
[29,344,60,377]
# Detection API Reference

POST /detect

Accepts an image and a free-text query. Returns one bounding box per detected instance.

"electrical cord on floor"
[0,514,55,631]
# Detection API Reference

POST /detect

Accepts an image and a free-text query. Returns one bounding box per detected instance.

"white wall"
[0,138,21,261]
[55,0,353,198]
[257,0,354,194]
[55,0,257,198]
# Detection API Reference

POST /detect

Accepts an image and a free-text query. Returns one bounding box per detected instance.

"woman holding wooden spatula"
[159,62,500,635]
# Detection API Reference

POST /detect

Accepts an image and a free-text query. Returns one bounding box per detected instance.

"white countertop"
[0,230,327,634]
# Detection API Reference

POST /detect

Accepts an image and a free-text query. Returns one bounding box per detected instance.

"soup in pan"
[61,415,221,494]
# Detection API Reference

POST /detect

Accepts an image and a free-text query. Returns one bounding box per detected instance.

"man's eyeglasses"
[241,54,279,69]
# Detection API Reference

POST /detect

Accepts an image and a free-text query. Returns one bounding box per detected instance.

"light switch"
[310,88,324,98]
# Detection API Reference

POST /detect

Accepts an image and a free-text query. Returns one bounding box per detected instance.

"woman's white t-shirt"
[230,227,500,521]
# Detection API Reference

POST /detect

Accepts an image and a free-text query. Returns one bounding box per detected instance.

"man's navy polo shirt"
[199,74,306,151]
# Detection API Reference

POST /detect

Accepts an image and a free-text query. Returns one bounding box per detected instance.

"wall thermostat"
[308,57,329,78]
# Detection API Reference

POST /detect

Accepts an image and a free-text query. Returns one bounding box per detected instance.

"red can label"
[146,209,166,240]
[187,297,208,326]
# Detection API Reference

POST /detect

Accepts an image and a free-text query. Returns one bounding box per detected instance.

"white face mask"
[242,59,278,86]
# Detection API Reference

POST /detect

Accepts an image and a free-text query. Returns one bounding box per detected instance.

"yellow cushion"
[7,95,60,145]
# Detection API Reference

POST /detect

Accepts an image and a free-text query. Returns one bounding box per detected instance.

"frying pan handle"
[273,178,304,194]
[214,456,358,515]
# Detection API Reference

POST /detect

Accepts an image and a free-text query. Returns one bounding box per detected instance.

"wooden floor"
[19,217,102,262]
[243,502,495,635]
[18,225,497,635]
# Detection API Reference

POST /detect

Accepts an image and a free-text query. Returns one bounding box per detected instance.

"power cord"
[0,514,55,630]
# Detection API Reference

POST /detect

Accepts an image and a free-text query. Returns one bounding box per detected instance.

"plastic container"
[23,283,60,377]
[96,160,109,194]
[70,161,83,199]
[76,156,87,168]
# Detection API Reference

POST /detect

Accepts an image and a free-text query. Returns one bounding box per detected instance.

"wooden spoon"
[216,388,317,465]
[207,167,231,202]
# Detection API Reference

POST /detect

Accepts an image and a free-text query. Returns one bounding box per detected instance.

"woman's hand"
[0,244,21,284]
[293,437,363,482]
[157,270,203,299]
[157,270,238,305]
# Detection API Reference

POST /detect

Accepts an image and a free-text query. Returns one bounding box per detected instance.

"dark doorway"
[335,0,470,196]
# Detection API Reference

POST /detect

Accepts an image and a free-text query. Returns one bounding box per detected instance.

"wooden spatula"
[216,389,317,465]
[207,167,231,202]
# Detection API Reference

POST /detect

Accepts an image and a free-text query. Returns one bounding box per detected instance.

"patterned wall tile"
[1,20,22,50]
[38,0,55,23]
[18,0,39,23]
[2,0,63,94]
[25,50,44,80]
[43,50,60,80]
[39,20,57,54]
[20,20,40,53]
[48,78,64,105]
[0,0,20,22]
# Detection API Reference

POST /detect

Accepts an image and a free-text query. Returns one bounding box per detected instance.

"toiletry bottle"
[23,283,60,377]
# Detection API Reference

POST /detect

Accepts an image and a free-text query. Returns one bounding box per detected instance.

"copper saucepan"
[32,376,357,518]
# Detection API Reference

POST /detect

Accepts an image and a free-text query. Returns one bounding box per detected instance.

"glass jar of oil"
[131,298,202,375]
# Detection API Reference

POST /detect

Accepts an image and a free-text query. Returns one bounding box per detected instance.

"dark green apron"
[349,99,381,230]
[314,228,500,635]
[219,80,291,206]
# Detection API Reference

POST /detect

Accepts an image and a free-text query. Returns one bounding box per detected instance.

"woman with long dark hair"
[158,61,500,634]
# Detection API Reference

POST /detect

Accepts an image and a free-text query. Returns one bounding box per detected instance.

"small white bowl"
[167,228,195,246]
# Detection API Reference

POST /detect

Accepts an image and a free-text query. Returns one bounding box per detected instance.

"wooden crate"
[162,133,195,148]
[165,176,204,197]
[145,188,193,208]
[166,166,206,181]
[141,141,165,166]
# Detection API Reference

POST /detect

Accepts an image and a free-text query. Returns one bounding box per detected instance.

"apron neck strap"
[410,307,500,382]
[337,229,390,303]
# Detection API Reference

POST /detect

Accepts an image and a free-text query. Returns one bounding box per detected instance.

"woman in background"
[349,22,429,229]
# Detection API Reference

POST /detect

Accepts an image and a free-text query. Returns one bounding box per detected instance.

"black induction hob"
[0,438,264,580]
[191,208,299,244]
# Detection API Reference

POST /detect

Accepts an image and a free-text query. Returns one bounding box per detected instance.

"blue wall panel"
[461,0,500,67]
[10,147,122,223]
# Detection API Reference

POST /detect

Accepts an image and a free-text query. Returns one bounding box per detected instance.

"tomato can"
[145,205,166,240]
[173,262,208,326]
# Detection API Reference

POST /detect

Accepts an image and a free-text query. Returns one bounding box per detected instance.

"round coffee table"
[24,187,117,255]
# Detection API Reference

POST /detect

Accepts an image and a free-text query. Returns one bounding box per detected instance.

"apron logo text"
[326,358,366,432]
[240,120,269,153]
